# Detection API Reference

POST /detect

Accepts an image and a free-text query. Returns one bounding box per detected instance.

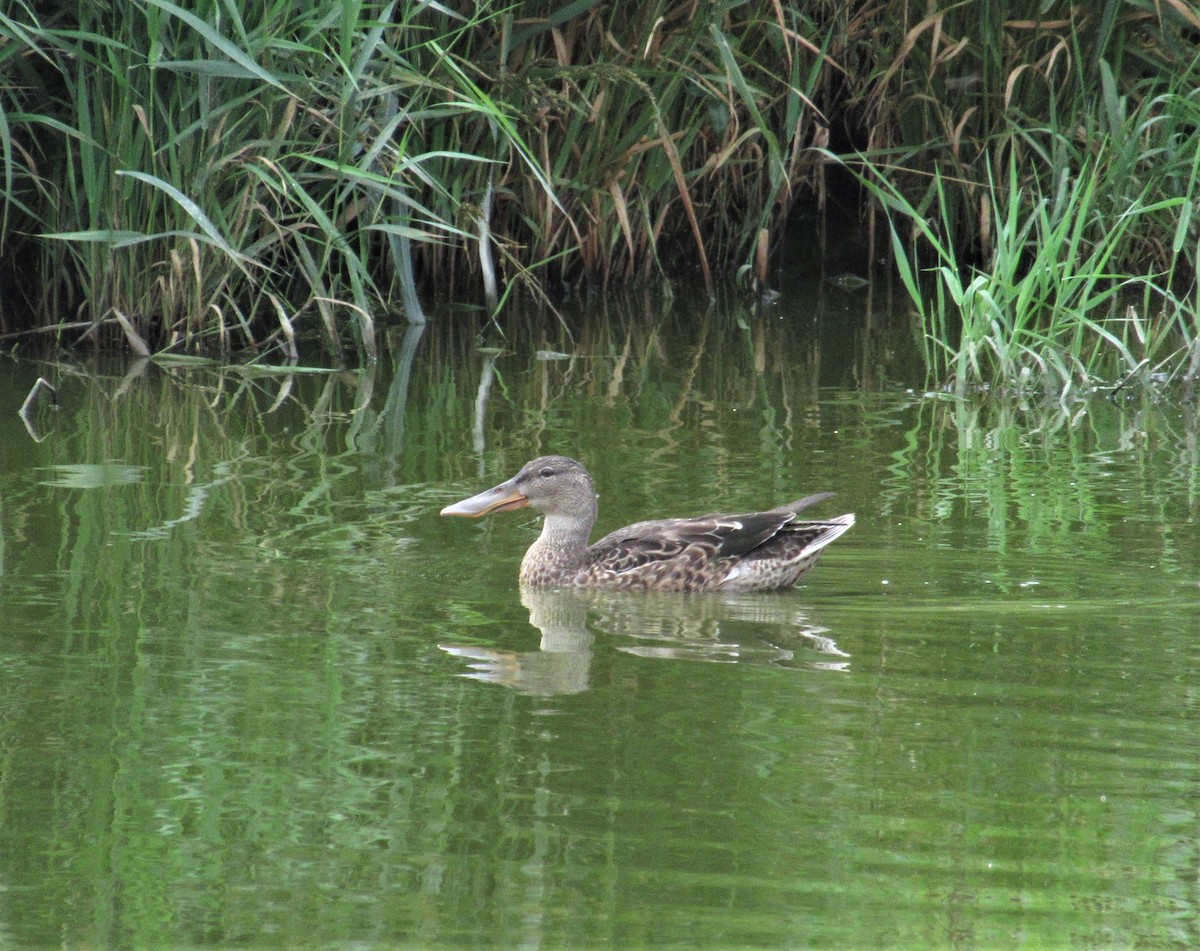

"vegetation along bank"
[1,1,1197,393]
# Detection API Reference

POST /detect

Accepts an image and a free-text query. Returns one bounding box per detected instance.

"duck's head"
[441,456,597,520]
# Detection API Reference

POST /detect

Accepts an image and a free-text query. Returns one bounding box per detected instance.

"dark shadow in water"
[440,586,848,696]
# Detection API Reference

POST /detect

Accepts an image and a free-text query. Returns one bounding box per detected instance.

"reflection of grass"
[882,392,1198,582]
[10,306,1194,641]
[40,463,148,489]
[3,315,1197,947]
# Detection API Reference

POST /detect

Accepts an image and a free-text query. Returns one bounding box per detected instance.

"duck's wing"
[588,508,804,575]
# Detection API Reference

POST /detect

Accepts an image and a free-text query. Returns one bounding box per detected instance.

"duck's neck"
[520,506,596,586]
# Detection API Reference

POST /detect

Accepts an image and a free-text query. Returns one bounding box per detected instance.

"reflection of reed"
[472,352,495,457]
[378,323,425,456]
[879,391,1200,581]
[434,290,919,491]
[18,376,60,442]
[440,586,849,696]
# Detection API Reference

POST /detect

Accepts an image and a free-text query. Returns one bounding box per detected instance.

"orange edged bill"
[440,478,530,517]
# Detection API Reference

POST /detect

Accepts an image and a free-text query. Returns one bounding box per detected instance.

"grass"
[0,0,831,358]
[0,0,1198,381]
[843,2,1200,398]
[857,148,1198,397]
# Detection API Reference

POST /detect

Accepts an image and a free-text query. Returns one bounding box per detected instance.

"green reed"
[851,17,1200,396]
[6,0,526,359]
[858,146,1198,396]
[0,0,830,357]
[2,1,1198,371]
[843,1,1200,395]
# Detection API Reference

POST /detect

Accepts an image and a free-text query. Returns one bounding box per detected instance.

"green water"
[0,302,1197,949]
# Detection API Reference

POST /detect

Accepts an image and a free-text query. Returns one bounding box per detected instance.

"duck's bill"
[440,480,529,517]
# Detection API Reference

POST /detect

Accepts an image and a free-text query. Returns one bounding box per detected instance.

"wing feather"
[588,510,797,572]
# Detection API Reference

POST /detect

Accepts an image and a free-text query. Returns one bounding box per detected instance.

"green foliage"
[0,0,830,356]
[1,0,523,357]
[843,0,1200,396]
[858,147,1198,396]
[2,0,1199,379]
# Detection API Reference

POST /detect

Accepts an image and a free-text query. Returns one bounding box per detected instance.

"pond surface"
[0,289,1197,949]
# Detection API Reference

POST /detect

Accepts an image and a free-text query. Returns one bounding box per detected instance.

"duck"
[440,455,854,592]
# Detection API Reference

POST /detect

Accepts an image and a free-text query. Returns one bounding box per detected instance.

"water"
[0,295,1197,948]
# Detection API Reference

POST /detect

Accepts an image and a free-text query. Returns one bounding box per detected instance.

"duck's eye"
[539,467,556,479]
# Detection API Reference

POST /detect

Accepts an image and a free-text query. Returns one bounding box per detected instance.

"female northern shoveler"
[440,456,854,592]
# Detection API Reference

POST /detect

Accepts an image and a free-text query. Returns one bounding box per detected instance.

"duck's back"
[573,507,854,592]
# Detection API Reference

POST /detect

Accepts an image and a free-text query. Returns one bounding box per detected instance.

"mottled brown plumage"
[440,456,854,592]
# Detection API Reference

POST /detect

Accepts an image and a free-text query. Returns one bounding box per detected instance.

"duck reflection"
[439,587,848,695]
[440,587,595,696]
[596,590,849,669]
